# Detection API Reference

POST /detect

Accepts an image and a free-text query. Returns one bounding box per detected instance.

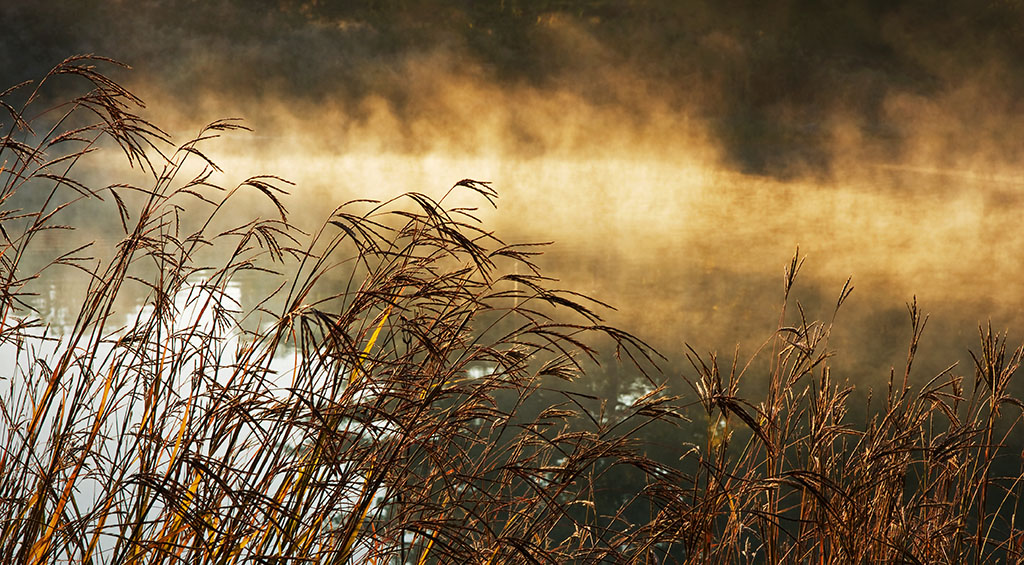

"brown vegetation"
[0,57,1021,564]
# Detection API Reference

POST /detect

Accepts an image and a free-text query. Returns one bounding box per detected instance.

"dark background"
[4,0,1023,176]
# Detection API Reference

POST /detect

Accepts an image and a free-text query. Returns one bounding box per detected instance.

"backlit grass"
[1,56,1022,564]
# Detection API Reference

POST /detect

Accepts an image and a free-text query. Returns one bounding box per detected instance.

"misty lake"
[19,143,1024,413]
[8,2,1024,559]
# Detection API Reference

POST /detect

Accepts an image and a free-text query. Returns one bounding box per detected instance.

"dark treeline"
[3,0,1023,175]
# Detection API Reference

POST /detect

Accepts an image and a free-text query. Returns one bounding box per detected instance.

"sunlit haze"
[5,0,1024,376]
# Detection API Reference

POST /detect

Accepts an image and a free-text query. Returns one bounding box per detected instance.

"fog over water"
[4,0,1024,395]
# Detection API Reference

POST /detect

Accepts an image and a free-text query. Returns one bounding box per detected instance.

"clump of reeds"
[630,252,1024,563]
[0,56,672,564]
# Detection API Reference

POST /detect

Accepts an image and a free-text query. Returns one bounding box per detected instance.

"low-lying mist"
[7,0,1024,392]
[124,65,1024,380]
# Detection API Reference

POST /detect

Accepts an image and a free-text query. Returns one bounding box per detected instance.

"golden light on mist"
[64,12,1024,361]
[128,76,1024,307]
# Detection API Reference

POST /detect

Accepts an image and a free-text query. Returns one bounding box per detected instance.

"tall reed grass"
[0,56,667,564]
[1,57,1022,564]
[635,257,1024,563]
